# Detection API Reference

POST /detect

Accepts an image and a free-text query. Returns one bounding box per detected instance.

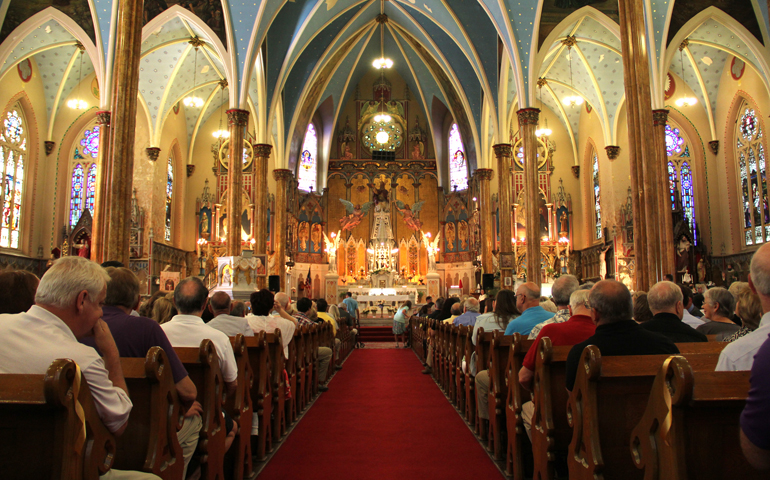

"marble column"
[273,169,293,293]
[103,0,144,265]
[253,144,271,289]
[225,109,249,257]
[618,0,659,290]
[90,111,111,264]
[493,144,514,289]
[653,109,676,279]
[474,168,495,275]
[518,108,542,288]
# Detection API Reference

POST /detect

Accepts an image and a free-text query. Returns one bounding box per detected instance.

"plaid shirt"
[293,311,315,327]
[527,308,571,340]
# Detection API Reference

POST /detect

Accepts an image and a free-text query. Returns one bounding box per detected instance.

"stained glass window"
[85,163,97,215]
[448,124,468,191]
[80,126,99,158]
[297,124,317,192]
[592,151,602,240]
[667,122,698,244]
[0,107,26,248]
[69,164,84,226]
[165,155,173,242]
[737,103,768,245]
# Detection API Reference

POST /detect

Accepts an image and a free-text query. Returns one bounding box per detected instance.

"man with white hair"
[718,242,770,371]
[0,256,160,479]
[505,282,555,336]
[527,275,579,339]
[641,281,707,343]
[453,297,481,326]
[517,287,596,439]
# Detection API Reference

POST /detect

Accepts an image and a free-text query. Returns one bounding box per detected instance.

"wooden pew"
[0,358,116,480]
[565,346,722,480]
[447,325,457,403]
[265,331,287,440]
[116,346,184,479]
[505,333,533,479]
[534,340,729,480]
[294,327,307,415]
[630,355,762,480]
[306,324,317,401]
[244,331,272,462]
[464,328,477,428]
[474,328,494,439]
[174,340,226,480]
[488,331,514,461]
[225,334,253,479]
[454,326,468,414]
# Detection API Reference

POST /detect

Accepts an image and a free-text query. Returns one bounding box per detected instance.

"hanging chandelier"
[675,40,697,108]
[67,43,88,110]
[373,7,392,144]
[562,41,583,108]
[183,38,204,108]
[535,79,552,138]
[212,80,229,138]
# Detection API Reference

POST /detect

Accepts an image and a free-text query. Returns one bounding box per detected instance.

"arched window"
[69,125,99,227]
[448,124,468,191]
[297,124,317,192]
[666,124,697,243]
[736,103,769,246]
[165,154,173,242]
[592,150,601,240]
[0,106,27,248]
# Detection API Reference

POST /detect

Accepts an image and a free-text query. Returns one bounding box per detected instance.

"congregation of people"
[0,256,358,479]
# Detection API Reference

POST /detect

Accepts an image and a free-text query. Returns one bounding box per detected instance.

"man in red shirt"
[517,286,596,439]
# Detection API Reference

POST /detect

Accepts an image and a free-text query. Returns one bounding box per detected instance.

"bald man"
[504,282,555,336]
[207,291,254,338]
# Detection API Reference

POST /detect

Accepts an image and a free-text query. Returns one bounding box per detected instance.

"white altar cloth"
[355,294,412,304]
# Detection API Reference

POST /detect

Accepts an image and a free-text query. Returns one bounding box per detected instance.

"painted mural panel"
[1,0,96,45]
[144,0,227,44]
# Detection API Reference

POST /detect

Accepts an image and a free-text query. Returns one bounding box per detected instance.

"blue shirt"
[504,306,555,336]
[343,297,359,315]
[453,311,480,327]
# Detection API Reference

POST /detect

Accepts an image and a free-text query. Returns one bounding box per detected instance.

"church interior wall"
[158,103,189,249]
[130,107,155,256]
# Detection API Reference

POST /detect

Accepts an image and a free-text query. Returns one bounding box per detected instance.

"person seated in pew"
[336,302,360,347]
[453,297,481,327]
[0,256,161,480]
[207,291,254,338]
[718,243,770,371]
[518,287,596,439]
[230,300,246,317]
[505,282,554,336]
[474,289,520,423]
[442,302,463,324]
[161,277,239,452]
[696,287,739,337]
[641,281,708,343]
[565,280,679,391]
[293,297,334,392]
[80,267,202,478]
[0,269,39,313]
[527,275,579,339]
[317,298,344,362]
[633,291,653,324]
[740,334,770,471]
[679,283,705,328]
[724,288,762,342]
[247,290,296,360]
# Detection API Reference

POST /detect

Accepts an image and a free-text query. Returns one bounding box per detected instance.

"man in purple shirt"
[81,267,202,478]
[741,332,770,470]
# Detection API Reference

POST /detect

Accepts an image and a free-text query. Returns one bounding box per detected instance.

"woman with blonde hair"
[723,288,763,342]
[152,297,177,324]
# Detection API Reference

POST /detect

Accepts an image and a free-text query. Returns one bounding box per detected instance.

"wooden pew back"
[244,331,273,461]
[226,334,253,479]
[505,333,534,479]
[265,331,286,440]
[117,347,183,479]
[0,358,116,480]
[488,331,514,460]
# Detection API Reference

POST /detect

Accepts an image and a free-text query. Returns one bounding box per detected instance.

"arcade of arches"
[0,0,768,298]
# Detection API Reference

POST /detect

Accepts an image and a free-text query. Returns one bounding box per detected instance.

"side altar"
[210,253,267,301]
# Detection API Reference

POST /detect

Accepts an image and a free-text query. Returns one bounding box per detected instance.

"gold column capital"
[227,109,249,126]
[474,168,494,181]
[96,111,111,125]
[493,144,513,157]
[652,109,669,126]
[273,169,294,181]
[253,144,272,157]
[516,108,540,125]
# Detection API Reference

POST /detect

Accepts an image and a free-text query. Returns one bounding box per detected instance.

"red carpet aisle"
[257,349,504,479]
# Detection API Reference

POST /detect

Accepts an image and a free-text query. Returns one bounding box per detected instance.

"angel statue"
[394,199,426,231]
[422,231,441,272]
[323,230,342,273]
[339,199,372,231]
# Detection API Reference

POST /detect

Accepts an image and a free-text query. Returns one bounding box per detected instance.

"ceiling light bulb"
[376,131,389,144]
[183,96,204,108]
[67,99,89,110]
[562,95,584,107]
[675,96,698,107]
[535,126,552,137]
[212,129,230,139]
[374,113,391,123]
[373,57,393,69]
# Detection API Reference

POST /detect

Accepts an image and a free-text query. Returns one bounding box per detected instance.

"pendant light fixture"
[67,43,88,110]
[373,2,392,145]
[212,80,230,139]
[183,37,204,108]
[675,40,697,108]
[535,79,552,138]
[562,38,584,108]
